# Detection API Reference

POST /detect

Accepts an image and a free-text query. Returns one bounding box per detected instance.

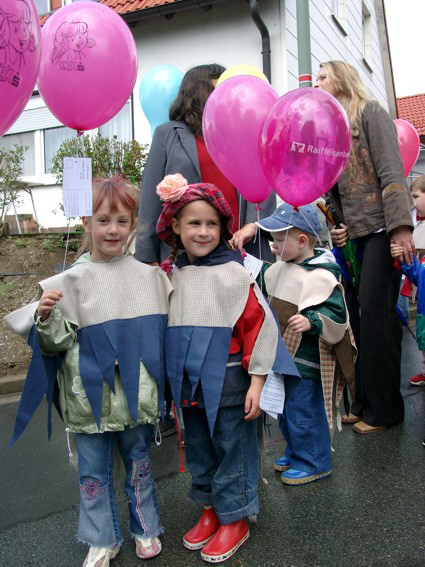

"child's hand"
[244,375,265,420]
[390,241,404,262]
[288,314,311,333]
[37,290,63,322]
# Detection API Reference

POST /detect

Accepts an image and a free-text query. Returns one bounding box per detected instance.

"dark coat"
[135,120,276,263]
[328,101,413,239]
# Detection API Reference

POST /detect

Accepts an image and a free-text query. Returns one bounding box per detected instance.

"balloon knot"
[255,204,262,212]
[293,206,300,212]
[77,130,84,137]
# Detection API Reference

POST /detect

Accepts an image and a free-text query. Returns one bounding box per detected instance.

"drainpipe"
[296,0,313,87]
[249,0,271,82]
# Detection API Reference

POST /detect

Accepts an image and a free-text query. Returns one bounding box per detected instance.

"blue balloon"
[139,65,184,136]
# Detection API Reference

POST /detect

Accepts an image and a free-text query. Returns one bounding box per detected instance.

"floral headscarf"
[156,174,235,247]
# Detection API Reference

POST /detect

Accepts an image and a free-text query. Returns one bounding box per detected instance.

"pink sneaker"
[409,373,425,386]
[135,536,162,559]
[83,545,119,567]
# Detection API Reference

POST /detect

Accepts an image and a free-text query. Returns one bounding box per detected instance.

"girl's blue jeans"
[279,378,332,475]
[182,405,260,525]
[76,424,164,546]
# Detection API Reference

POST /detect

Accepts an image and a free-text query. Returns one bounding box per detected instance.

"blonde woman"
[316,61,414,434]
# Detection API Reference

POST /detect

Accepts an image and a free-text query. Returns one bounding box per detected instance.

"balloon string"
[253,204,262,244]
[62,224,71,272]
[256,207,263,294]
[299,208,322,246]
[266,210,293,305]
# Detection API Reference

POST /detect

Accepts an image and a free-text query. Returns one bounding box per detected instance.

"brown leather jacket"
[328,101,413,238]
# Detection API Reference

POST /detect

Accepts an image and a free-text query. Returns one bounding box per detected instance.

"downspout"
[249,0,271,82]
[296,0,313,87]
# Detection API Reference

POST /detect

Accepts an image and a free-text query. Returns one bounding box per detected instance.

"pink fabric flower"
[156,174,189,202]
[160,258,174,275]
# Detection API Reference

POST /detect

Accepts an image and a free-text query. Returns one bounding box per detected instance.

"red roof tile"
[40,0,182,24]
[101,0,182,14]
[101,0,182,16]
[397,94,425,137]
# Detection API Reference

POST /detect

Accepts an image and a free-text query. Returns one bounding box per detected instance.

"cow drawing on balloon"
[0,0,36,86]
[51,21,96,71]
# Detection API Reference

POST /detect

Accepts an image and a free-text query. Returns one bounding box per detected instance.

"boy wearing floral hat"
[257,203,356,485]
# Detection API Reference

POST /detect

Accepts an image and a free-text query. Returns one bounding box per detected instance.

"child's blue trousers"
[279,378,332,475]
[76,424,164,546]
[182,405,260,525]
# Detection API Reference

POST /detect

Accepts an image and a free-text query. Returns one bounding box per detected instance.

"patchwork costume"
[4,253,172,547]
[167,246,300,523]
[155,178,299,561]
[265,249,356,477]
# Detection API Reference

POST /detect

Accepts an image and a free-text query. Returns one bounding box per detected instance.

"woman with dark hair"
[316,60,414,434]
[135,63,276,264]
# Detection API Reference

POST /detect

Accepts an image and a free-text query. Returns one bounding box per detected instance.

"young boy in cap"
[257,204,356,485]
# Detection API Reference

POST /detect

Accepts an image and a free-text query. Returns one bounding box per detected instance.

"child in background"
[4,176,172,567]
[257,203,356,484]
[155,174,299,563]
[391,175,425,386]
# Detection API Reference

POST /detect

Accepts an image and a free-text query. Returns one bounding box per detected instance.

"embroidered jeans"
[76,424,164,546]
[182,405,260,525]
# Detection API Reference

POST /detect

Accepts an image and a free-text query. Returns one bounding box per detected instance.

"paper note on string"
[62,157,92,218]
[260,371,286,419]
[244,253,264,280]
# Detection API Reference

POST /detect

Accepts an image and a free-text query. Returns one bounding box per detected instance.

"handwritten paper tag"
[244,253,263,280]
[62,157,92,218]
[260,370,286,419]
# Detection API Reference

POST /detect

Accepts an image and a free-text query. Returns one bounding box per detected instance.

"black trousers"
[346,231,404,426]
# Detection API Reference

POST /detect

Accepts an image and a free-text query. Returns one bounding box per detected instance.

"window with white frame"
[362,1,373,69]
[34,0,50,15]
[34,0,63,15]
[0,132,36,176]
[99,100,133,143]
[44,126,75,174]
[332,0,348,35]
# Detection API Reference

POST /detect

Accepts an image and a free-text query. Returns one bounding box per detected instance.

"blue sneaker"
[281,468,332,485]
[273,455,290,472]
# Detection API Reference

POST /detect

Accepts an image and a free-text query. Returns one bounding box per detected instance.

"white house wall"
[132,0,286,143]
[286,0,389,110]
[6,0,392,230]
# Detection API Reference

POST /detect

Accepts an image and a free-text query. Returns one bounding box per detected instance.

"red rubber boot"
[183,507,220,550]
[200,518,249,563]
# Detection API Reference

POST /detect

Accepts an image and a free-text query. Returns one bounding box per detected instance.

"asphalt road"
[1,327,424,567]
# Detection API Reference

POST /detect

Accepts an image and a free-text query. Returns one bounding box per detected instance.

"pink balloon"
[0,0,41,137]
[260,88,352,206]
[202,75,279,204]
[38,2,137,131]
[394,119,420,177]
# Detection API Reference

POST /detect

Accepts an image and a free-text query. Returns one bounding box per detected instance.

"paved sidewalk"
[0,328,424,567]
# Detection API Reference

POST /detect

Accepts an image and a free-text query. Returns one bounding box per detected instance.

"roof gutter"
[249,0,271,82]
[122,0,273,84]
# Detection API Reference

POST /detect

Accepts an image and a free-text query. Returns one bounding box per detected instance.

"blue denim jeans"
[182,405,260,525]
[76,424,164,546]
[279,378,332,475]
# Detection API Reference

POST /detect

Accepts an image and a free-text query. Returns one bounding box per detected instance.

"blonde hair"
[77,175,139,257]
[289,227,317,248]
[319,61,370,136]
[411,175,425,194]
